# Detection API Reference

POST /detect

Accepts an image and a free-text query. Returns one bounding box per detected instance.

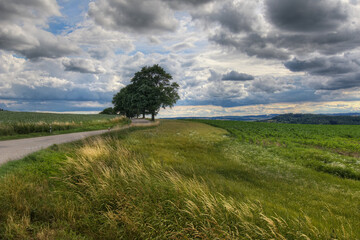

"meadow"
[0,111,129,140]
[194,120,360,180]
[0,120,359,239]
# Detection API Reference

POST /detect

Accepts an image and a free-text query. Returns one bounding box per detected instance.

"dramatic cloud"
[161,0,213,9]
[0,0,79,59]
[0,0,60,23]
[285,53,360,90]
[63,58,106,74]
[285,56,360,76]
[1,0,360,115]
[88,0,178,33]
[193,1,261,34]
[222,71,254,81]
[198,0,360,62]
[266,0,348,32]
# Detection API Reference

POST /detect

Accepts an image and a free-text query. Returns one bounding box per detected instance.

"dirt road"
[0,119,156,165]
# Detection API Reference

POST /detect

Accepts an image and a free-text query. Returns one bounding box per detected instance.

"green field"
[194,120,360,180]
[0,111,129,140]
[0,120,359,239]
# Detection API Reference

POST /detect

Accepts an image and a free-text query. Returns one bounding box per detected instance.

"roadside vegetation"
[0,120,359,239]
[0,111,129,140]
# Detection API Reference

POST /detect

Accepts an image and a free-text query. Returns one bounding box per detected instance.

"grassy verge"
[0,120,359,239]
[0,117,130,141]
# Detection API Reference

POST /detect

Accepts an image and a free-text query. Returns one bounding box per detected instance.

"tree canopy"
[112,64,180,120]
[99,107,115,115]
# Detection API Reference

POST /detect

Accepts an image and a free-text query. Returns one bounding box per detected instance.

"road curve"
[0,119,156,165]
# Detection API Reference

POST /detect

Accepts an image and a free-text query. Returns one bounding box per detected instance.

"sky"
[0,0,360,117]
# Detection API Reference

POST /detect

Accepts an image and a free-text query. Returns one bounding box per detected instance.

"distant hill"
[264,113,360,125]
[162,114,278,122]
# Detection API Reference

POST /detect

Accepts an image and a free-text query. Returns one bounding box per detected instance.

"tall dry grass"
[58,137,352,239]
[0,120,356,239]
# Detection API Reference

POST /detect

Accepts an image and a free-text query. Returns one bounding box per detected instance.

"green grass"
[0,120,359,239]
[0,111,118,123]
[194,120,360,180]
[0,111,129,140]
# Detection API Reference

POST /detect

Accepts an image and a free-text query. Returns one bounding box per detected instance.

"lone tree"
[112,64,179,121]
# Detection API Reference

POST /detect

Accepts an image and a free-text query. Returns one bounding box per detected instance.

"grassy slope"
[0,120,359,239]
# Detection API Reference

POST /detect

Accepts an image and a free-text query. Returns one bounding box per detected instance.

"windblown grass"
[0,120,359,239]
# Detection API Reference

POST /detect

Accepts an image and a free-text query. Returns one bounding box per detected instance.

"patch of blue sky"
[12,54,27,60]
[46,20,73,35]
[46,0,90,34]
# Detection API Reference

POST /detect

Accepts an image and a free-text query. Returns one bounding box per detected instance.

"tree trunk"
[142,112,145,118]
[151,112,155,121]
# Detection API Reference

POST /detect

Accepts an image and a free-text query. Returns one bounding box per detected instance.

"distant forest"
[265,113,360,125]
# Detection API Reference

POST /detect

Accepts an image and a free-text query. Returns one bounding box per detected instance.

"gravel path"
[0,119,155,165]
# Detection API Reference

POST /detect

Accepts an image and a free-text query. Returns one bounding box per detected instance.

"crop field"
[0,120,359,239]
[0,111,129,139]
[195,120,360,180]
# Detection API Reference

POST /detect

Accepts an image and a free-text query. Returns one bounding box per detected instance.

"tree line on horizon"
[101,64,180,121]
[264,113,360,125]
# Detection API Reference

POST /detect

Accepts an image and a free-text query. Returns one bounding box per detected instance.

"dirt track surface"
[0,119,155,165]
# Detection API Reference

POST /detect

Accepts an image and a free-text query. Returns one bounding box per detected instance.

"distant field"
[195,120,360,180]
[0,111,119,123]
[0,111,129,139]
[264,113,360,125]
[0,120,358,239]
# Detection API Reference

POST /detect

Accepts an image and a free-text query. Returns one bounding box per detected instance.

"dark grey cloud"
[312,73,360,90]
[210,32,290,60]
[249,77,297,94]
[266,0,348,32]
[192,1,258,34]
[89,0,178,33]
[0,25,38,52]
[161,0,213,9]
[284,54,360,90]
[285,57,359,76]
[20,40,79,59]
[0,100,111,113]
[200,0,359,65]
[0,0,60,22]
[180,87,320,108]
[63,58,105,74]
[222,71,254,81]
[267,30,360,56]
[1,83,112,102]
[210,27,360,61]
